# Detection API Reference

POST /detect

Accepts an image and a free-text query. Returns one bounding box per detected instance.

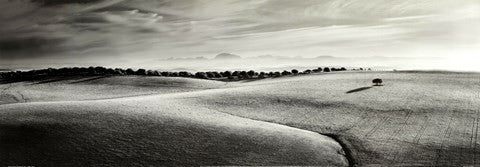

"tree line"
[0,66,360,82]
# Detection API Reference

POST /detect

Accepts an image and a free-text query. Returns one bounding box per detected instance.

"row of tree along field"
[0,66,371,82]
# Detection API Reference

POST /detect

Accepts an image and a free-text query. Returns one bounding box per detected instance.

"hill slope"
[0,76,228,104]
[178,71,480,166]
[1,71,480,166]
[0,77,347,166]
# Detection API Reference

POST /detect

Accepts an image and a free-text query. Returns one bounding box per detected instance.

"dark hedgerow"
[0,66,359,82]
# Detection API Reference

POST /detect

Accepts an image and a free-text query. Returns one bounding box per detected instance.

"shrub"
[94,66,107,74]
[126,68,135,75]
[114,68,125,75]
[114,69,125,75]
[323,67,331,72]
[247,70,256,77]
[281,70,291,76]
[106,68,115,75]
[152,70,161,76]
[222,71,232,78]
[179,71,191,77]
[212,72,222,78]
[258,72,266,78]
[239,71,248,79]
[136,69,147,75]
[303,69,312,74]
[147,70,155,76]
[274,72,281,77]
[195,72,208,79]
[291,69,299,75]
[206,72,215,78]
[232,71,240,76]
[72,67,80,74]
[161,71,170,77]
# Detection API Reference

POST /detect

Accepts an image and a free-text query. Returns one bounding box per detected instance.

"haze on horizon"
[0,0,479,71]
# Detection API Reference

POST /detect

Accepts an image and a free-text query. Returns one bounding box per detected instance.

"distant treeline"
[0,66,370,82]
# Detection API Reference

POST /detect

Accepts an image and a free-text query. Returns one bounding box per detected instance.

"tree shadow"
[346,86,373,94]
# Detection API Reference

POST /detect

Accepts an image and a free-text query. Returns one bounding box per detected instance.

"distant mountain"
[249,55,299,59]
[256,55,275,59]
[313,55,336,59]
[165,56,207,61]
[214,53,242,59]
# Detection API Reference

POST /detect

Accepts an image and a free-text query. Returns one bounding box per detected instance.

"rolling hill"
[1,71,480,166]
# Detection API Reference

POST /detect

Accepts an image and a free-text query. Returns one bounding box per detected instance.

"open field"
[1,71,480,166]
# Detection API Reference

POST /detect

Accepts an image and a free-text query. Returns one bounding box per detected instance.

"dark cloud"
[0,37,67,58]
[68,14,110,24]
[30,0,103,6]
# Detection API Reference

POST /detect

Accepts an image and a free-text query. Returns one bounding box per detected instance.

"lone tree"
[372,78,383,86]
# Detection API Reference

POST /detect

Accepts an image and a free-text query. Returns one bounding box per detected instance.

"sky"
[0,0,479,70]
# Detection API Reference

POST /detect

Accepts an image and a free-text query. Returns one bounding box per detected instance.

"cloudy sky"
[1,0,479,69]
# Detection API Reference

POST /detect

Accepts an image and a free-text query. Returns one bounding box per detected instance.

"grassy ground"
[180,71,480,166]
[0,76,228,104]
[1,71,480,166]
[0,75,346,166]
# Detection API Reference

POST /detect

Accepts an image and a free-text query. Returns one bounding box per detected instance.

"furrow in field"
[470,117,477,165]
[434,116,453,165]
[17,91,28,103]
[1,83,13,94]
[460,114,473,164]
[473,110,479,165]
[346,107,372,132]
[396,116,430,165]
[413,117,430,144]
[386,110,413,163]
[363,115,390,139]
